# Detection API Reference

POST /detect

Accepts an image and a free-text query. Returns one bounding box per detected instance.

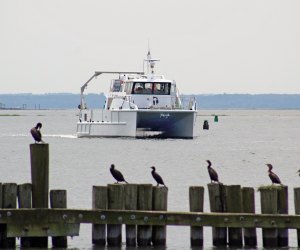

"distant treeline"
[0,93,300,109]
[197,94,300,109]
[0,93,105,109]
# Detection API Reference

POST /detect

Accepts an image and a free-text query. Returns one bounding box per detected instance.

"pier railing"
[1,144,300,248]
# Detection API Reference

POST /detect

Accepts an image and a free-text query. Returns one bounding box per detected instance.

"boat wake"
[3,134,77,139]
[44,134,77,139]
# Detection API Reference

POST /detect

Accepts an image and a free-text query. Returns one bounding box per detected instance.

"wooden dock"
[1,143,300,248]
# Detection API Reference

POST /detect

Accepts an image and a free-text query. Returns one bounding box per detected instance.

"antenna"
[144,45,160,75]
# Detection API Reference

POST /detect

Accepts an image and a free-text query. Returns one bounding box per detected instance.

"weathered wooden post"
[294,187,300,247]
[107,184,124,246]
[207,183,227,246]
[1,183,17,248]
[18,183,32,208]
[242,187,257,247]
[137,184,153,246]
[50,190,67,248]
[0,183,2,208]
[260,187,278,247]
[277,186,288,246]
[18,183,32,248]
[0,183,2,248]
[92,186,107,246]
[152,186,168,246]
[189,186,204,247]
[30,143,49,247]
[225,185,243,246]
[30,144,49,208]
[124,184,138,247]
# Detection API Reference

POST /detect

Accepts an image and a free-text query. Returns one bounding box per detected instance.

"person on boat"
[153,83,160,94]
[134,86,144,94]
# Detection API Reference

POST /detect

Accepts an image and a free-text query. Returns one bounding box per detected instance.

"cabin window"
[132,82,145,94]
[153,83,170,95]
[125,82,132,94]
[111,80,122,92]
[132,82,171,95]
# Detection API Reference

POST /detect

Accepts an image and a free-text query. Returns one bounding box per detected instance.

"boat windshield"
[111,79,122,92]
[132,82,171,95]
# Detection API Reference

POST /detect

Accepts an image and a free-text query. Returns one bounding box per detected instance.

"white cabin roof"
[120,74,173,83]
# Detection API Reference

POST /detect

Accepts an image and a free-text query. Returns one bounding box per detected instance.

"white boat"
[76,51,197,138]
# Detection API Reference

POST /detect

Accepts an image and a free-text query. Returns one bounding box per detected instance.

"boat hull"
[77,109,197,139]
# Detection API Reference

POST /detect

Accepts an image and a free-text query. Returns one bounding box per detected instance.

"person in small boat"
[30,122,44,143]
[110,164,128,184]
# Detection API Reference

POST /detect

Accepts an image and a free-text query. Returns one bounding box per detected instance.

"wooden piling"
[3,183,18,208]
[260,187,278,247]
[0,183,2,208]
[137,184,153,246]
[277,186,288,246]
[30,143,49,247]
[152,186,168,246]
[0,183,2,248]
[107,184,124,246]
[207,183,227,246]
[294,187,300,247]
[92,186,107,246]
[1,183,17,248]
[18,183,32,208]
[124,184,138,247]
[189,186,204,247]
[242,187,257,247]
[17,183,32,248]
[50,190,67,248]
[225,185,243,246]
[30,143,49,208]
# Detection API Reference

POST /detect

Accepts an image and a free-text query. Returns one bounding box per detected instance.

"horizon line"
[1,92,300,95]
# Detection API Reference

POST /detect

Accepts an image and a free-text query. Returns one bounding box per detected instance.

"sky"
[1,0,300,94]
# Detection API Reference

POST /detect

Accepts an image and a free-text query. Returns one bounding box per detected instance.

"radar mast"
[144,49,160,75]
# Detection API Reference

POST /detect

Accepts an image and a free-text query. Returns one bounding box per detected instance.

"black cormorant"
[30,122,44,143]
[266,164,282,185]
[206,160,220,183]
[151,166,166,186]
[110,164,128,184]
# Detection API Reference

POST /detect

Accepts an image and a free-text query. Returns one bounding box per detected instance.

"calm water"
[1,109,300,249]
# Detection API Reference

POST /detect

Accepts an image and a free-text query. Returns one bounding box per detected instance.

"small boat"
[77,50,197,138]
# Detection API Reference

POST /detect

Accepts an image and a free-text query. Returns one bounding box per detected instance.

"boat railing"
[177,96,197,110]
[79,109,125,123]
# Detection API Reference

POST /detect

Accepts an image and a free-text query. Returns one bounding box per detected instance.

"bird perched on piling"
[266,164,282,185]
[30,122,44,143]
[151,166,166,187]
[206,160,221,183]
[110,164,128,184]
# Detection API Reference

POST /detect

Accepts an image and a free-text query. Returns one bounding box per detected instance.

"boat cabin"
[106,76,181,110]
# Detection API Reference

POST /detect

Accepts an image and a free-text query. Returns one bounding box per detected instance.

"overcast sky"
[1,1,300,94]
